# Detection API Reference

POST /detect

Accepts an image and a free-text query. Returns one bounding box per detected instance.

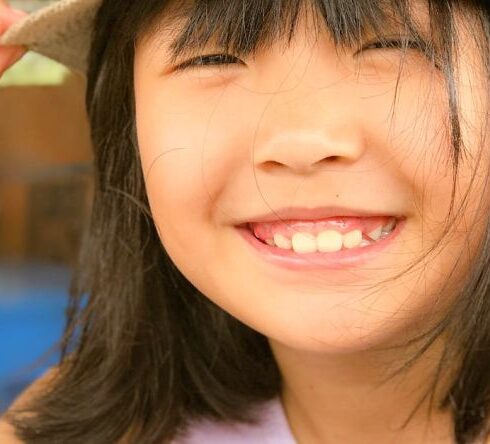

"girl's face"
[134,4,489,353]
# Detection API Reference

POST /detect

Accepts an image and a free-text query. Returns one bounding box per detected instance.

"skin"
[0,1,488,444]
[0,0,26,72]
[134,2,489,443]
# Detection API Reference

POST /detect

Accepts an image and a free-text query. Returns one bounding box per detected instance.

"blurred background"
[0,0,93,412]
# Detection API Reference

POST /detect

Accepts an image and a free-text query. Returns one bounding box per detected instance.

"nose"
[255,126,366,175]
[253,81,366,176]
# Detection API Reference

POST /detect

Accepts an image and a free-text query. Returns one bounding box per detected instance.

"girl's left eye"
[175,53,245,72]
[357,38,426,53]
[355,38,439,68]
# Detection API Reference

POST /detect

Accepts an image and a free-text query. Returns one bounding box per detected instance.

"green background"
[0,0,69,86]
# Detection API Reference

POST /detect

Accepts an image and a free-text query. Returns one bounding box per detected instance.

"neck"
[269,335,455,444]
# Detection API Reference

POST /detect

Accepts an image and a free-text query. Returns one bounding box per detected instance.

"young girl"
[1,0,490,443]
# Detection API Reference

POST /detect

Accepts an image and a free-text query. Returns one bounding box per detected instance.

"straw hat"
[0,0,102,74]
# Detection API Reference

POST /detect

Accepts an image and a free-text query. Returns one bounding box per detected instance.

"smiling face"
[133,1,490,354]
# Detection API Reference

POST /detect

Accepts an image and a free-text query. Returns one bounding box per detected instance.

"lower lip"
[236,218,406,271]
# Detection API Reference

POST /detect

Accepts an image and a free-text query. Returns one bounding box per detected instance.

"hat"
[0,0,102,74]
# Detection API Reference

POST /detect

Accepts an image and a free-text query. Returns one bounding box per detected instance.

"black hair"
[4,1,490,443]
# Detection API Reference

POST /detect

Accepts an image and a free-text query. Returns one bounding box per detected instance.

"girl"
[1,0,490,443]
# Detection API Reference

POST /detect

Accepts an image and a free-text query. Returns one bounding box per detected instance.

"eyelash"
[175,54,244,71]
[359,39,426,53]
[174,39,426,72]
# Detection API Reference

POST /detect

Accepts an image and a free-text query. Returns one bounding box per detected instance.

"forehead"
[145,0,432,30]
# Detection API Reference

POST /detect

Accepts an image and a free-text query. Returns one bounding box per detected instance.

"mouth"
[235,215,405,271]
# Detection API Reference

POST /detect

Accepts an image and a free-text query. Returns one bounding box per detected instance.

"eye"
[357,38,427,53]
[355,38,438,68]
[175,53,245,72]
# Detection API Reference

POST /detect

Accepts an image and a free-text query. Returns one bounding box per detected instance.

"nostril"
[259,160,286,173]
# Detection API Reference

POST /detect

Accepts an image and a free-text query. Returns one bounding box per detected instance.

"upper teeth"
[317,230,343,252]
[382,218,396,233]
[291,232,317,254]
[274,234,292,249]
[265,219,396,254]
[368,226,382,241]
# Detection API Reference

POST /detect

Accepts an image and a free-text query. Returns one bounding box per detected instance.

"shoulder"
[0,366,61,443]
[172,397,296,444]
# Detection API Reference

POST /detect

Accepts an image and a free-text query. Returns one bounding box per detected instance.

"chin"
[262,312,418,356]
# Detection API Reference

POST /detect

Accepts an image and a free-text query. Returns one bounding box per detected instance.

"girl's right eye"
[174,53,245,72]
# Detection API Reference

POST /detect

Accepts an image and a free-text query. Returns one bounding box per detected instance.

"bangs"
[141,0,455,65]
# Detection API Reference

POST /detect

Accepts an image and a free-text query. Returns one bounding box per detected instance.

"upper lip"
[239,206,401,224]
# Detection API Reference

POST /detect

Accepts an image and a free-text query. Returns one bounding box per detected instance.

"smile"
[236,216,406,271]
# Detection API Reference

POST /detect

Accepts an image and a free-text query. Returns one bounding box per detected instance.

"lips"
[241,206,402,224]
[235,216,406,271]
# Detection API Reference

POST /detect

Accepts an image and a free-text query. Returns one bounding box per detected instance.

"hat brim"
[0,0,102,74]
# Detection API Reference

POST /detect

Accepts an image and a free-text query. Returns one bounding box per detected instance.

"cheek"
[362,69,454,219]
[369,70,490,322]
[135,97,209,257]
[133,82,251,263]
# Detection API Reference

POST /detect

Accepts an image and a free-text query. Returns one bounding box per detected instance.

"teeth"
[291,232,317,254]
[367,226,382,241]
[317,230,343,253]
[273,233,292,250]
[277,229,365,254]
[259,219,398,254]
[382,217,396,233]
[342,229,363,249]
